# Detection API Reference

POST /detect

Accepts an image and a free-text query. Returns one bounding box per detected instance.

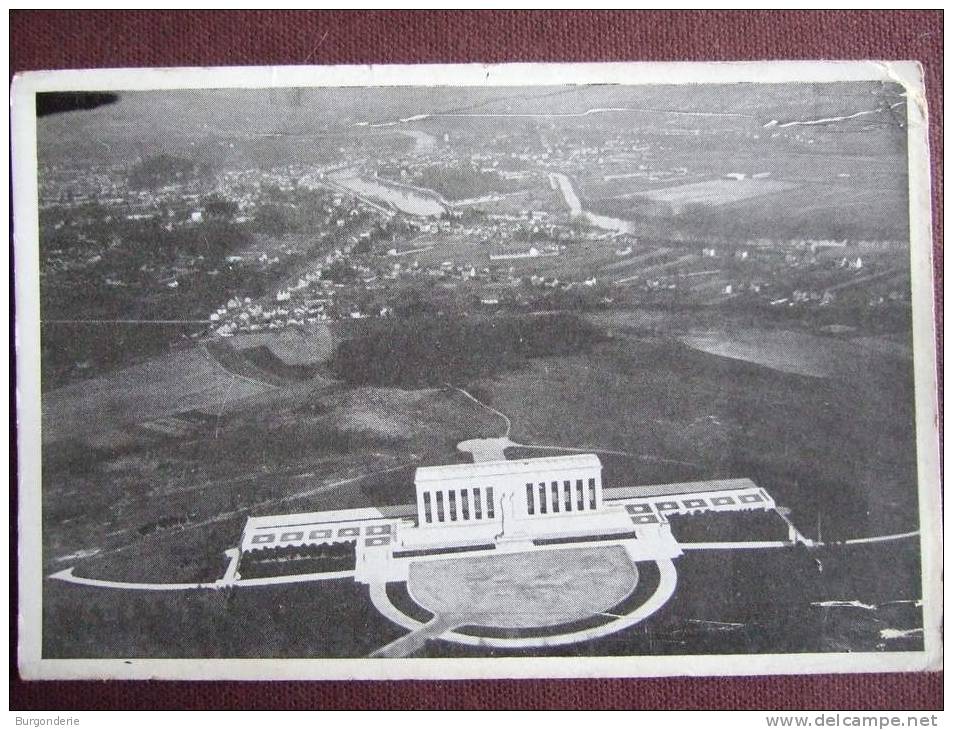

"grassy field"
[40,306,922,658]
[578,133,910,242]
[227,325,336,366]
[617,178,798,207]
[423,542,923,658]
[472,328,918,539]
[43,579,404,659]
[679,328,906,378]
[408,546,637,629]
[41,376,500,587]
[41,345,275,448]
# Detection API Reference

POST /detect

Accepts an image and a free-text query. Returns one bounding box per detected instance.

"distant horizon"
[37,80,908,165]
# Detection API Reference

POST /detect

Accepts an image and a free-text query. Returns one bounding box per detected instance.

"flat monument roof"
[604,478,760,499]
[415,453,601,483]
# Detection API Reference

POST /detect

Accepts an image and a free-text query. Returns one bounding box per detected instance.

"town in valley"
[35,82,925,660]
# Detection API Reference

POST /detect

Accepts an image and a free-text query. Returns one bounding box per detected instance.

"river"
[329,173,446,217]
[549,172,637,235]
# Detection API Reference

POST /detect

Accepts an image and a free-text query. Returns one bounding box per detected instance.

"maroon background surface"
[10,9,942,711]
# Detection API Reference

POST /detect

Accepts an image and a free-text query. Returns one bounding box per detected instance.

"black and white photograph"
[13,62,941,680]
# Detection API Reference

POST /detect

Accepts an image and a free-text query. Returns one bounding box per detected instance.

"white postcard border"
[12,60,941,681]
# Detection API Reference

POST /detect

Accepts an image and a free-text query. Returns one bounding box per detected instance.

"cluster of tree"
[331,312,605,387]
[439,207,489,225]
[532,283,614,312]
[38,215,263,388]
[246,540,356,562]
[251,187,377,239]
[391,288,439,318]
[202,194,239,220]
[589,192,908,245]
[394,163,520,201]
[674,203,908,245]
[239,541,357,579]
[168,220,254,262]
[252,203,294,236]
[127,154,215,190]
[730,288,912,335]
[321,259,359,283]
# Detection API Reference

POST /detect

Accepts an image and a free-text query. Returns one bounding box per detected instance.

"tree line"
[331,313,605,387]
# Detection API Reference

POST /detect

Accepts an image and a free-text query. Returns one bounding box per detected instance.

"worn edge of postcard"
[12,61,941,681]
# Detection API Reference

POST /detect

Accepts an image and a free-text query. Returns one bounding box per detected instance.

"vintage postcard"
[12,61,941,680]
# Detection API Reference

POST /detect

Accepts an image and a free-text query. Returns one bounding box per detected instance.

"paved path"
[515,442,631,457]
[513,442,700,468]
[273,462,416,505]
[370,614,461,658]
[368,558,678,651]
[679,529,919,552]
[231,570,356,587]
[834,530,919,546]
[446,384,511,437]
[50,562,354,591]
[679,541,795,551]
[456,437,516,462]
[49,567,224,591]
[446,383,699,468]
